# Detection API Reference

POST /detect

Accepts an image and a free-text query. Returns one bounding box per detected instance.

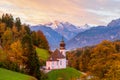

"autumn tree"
[104,54,120,80]
[37,30,49,50]
[88,40,118,79]
[79,48,91,72]
[31,30,49,50]
[2,28,13,49]
[0,22,6,40]
[10,40,26,69]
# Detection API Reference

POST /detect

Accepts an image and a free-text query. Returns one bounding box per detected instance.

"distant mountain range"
[30,21,90,50]
[43,21,91,40]
[30,18,120,50]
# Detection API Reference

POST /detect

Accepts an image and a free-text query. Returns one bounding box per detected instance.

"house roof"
[47,49,65,61]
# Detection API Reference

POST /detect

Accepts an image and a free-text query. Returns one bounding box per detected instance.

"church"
[46,39,67,70]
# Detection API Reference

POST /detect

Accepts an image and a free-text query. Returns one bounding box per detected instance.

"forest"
[0,14,49,80]
[67,40,120,80]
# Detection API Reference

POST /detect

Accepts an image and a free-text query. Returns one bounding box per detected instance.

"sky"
[0,0,120,26]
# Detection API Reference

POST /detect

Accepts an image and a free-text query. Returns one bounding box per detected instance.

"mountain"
[30,25,66,50]
[31,19,120,50]
[44,21,90,40]
[107,18,120,27]
[30,21,90,50]
[67,18,120,49]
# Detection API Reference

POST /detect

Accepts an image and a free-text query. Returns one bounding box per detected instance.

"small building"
[46,39,66,70]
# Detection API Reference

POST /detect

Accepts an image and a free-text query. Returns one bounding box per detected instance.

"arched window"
[60,61,62,65]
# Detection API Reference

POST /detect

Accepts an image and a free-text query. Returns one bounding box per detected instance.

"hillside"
[46,67,82,80]
[36,47,50,61]
[0,68,37,80]
[67,40,120,79]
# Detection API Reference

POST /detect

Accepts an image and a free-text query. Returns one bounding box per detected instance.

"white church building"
[46,39,67,70]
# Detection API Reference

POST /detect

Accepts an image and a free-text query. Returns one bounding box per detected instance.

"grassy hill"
[0,68,37,80]
[36,47,50,61]
[47,67,82,80]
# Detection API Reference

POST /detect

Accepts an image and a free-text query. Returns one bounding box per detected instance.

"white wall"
[58,58,66,69]
[46,61,59,70]
[60,50,66,57]
[46,58,66,70]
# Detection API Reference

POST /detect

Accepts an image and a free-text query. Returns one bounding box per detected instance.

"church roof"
[47,49,65,61]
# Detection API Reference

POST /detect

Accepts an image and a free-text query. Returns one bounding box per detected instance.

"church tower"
[59,37,66,57]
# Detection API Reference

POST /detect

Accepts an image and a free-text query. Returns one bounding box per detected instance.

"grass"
[0,68,36,80]
[47,67,82,80]
[36,47,50,61]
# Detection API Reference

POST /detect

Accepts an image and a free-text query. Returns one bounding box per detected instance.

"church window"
[52,62,54,65]
[57,61,58,65]
[60,61,62,65]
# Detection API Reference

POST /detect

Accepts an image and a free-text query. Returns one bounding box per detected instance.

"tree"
[37,30,49,50]
[31,31,38,46]
[21,34,41,80]
[15,17,21,31]
[0,48,6,62]
[105,54,120,80]
[31,30,49,50]
[2,28,13,49]
[1,14,14,28]
[79,48,91,72]
[88,40,118,79]
[12,25,19,41]
[10,40,26,69]
[24,25,31,35]
[0,22,6,40]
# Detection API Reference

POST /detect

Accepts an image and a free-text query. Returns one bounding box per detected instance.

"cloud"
[0,0,120,26]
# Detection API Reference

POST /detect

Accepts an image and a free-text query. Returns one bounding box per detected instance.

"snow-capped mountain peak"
[41,21,92,40]
[78,24,91,29]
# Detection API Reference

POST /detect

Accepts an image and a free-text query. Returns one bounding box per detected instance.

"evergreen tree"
[24,25,31,35]
[15,17,21,31]
[21,34,41,80]
[1,14,14,28]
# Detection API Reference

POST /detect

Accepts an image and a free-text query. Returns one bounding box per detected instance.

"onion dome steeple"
[60,37,65,50]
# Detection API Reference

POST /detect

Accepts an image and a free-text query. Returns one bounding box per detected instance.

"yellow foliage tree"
[10,40,27,69]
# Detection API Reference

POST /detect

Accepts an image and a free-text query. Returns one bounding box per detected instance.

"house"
[46,39,66,70]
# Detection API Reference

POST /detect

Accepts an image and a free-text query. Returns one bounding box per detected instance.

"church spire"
[60,37,65,50]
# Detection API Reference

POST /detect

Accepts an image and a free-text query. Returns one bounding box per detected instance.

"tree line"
[67,40,120,80]
[0,13,49,80]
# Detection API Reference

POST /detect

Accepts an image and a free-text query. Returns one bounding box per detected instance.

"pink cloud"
[0,0,120,26]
